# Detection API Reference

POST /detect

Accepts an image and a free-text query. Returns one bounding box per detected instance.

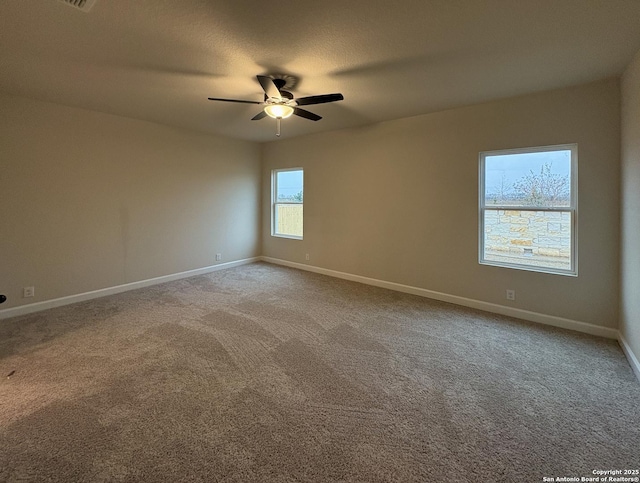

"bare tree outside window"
[487,163,570,207]
[513,163,570,207]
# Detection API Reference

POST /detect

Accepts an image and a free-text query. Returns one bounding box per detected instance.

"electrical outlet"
[23,286,35,298]
[305,253,310,261]
[215,253,222,261]
[506,289,516,301]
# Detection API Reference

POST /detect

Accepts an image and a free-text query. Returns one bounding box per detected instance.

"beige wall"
[0,78,625,331]
[0,94,261,309]
[621,50,640,357]
[262,79,620,328]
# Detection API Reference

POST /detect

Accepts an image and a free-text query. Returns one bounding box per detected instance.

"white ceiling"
[1,0,640,142]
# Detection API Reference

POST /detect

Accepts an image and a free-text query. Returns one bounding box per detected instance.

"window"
[479,144,577,275]
[272,168,303,239]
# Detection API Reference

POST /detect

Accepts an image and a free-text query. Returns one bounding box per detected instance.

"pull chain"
[276,117,281,137]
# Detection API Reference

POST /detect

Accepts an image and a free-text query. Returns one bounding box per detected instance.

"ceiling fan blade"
[251,111,268,120]
[294,108,322,121]
[295,93,344,106]
[257,75,282,100]
[207,97,262,104]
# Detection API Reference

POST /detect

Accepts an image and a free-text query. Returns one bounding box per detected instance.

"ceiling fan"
[208,75,344,137]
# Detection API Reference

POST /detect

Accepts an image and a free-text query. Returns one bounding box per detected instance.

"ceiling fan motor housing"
[265,90,293,101]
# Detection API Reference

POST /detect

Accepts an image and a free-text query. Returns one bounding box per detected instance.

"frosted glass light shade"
[264,104,294,119]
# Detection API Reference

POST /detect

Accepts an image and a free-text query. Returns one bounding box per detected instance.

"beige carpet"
[1,262,638,482]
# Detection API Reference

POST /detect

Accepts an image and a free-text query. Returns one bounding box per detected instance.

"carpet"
[1,262,638,482]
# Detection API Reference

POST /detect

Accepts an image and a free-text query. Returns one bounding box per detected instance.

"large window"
[479,144,577,275]
[272,168,303,239]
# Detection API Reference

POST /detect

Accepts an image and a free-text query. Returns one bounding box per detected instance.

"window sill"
[479,258,577,277]
[272,234,303,241]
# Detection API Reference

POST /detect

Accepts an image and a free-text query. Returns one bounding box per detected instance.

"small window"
[272,168,303,239]
[479,144,577,276]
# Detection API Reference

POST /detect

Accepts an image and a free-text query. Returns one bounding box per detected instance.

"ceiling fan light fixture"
[264,104,294,119]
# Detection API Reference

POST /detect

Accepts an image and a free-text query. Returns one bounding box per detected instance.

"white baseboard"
[619,335,640,382]
[2,255,637,382]
[0,257,260,320]
[260,256,620,340]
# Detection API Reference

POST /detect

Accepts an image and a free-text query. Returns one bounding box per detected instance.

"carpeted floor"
[0,262,638,482]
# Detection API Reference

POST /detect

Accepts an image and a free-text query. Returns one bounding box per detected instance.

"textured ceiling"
[1,0,640,142]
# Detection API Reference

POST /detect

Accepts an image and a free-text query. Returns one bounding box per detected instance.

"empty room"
[1,1,640,481]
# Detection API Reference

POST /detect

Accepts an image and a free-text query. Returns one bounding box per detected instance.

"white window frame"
[272,167,304,240]
[478,144,578,276]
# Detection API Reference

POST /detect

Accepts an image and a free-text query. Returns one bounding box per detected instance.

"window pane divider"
[483,206,573,212]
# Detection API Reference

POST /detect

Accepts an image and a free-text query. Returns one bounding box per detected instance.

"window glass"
[484,149,571,208]
[276,170,303,203]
